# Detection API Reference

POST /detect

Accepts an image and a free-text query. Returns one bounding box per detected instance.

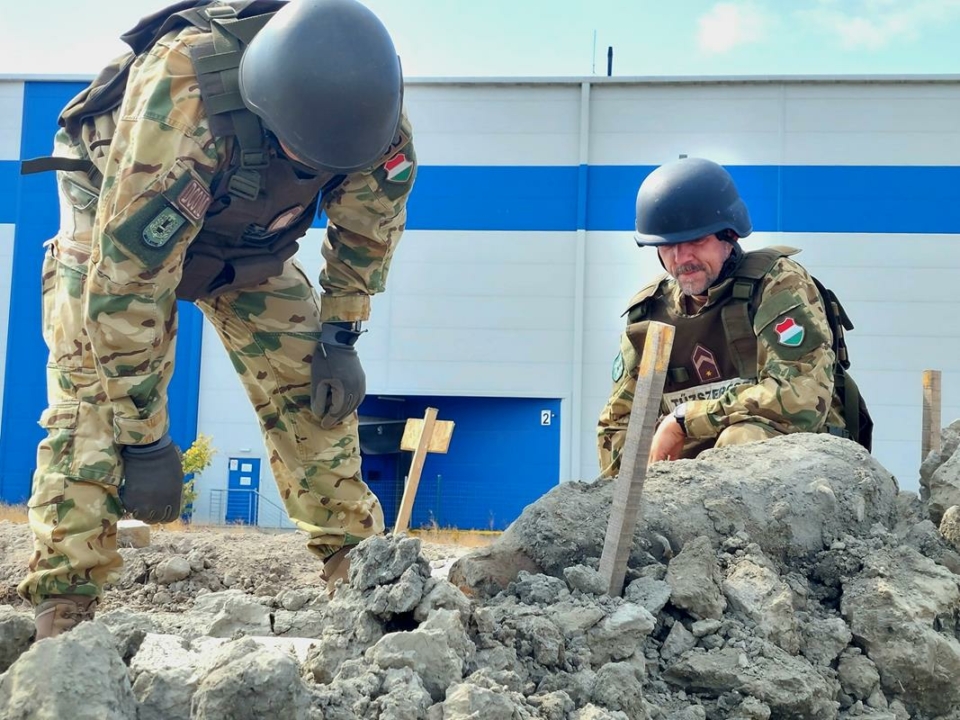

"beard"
[674,263,717,296]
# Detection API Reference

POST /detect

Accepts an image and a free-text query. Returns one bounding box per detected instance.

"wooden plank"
[393,407,440,535]
[401,418,455,453]
[922,369,942,461]
[598,321,675,597]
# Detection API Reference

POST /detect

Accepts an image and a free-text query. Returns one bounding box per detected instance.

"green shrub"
[181,433,216,517]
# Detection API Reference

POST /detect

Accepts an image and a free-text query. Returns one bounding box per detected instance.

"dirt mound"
[2,433,960,719]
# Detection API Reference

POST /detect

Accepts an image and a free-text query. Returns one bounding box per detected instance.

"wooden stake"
[922,369,942,461]
[393,407,439,535]
[598,321,675,597]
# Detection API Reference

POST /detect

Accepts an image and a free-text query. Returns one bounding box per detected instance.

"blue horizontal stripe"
[406,165,581,231]
[4,160,959,233]
[0,161,18,224]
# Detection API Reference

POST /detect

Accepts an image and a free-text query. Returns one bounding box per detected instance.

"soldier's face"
[658,234,734,297]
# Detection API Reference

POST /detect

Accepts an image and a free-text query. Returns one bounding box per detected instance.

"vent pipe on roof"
[607,46,613,76]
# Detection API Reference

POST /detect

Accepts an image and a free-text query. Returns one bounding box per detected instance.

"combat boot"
[34,594,98,641]
[320,545,355,597]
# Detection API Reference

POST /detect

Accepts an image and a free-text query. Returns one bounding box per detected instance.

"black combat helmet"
[239,0,403,174]
[634,157,753,247]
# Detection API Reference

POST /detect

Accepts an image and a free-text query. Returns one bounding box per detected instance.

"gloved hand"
[311,321,365,429]
[118,434,184,524]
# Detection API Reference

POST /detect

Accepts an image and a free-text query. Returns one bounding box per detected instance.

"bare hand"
[648,415,686,465]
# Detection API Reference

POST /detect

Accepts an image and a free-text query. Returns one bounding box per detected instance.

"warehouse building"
[1,75,958,528]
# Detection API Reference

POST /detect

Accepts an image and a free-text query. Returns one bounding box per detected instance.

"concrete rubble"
[3,430,960,718]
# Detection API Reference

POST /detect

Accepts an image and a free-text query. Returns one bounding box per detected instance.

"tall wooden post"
[598,321,675,597]
[922,369,942,461]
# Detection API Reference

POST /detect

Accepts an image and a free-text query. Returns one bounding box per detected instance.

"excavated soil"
[3,430,960,720]
[0,521,472,614]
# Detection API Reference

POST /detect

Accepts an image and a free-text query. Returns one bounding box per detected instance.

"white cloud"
[799,0,960,50]
[697,2,773,54]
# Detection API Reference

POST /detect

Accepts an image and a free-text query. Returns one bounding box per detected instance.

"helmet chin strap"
[714,240,744,288]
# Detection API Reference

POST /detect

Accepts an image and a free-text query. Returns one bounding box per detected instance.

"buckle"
[732,280,753,301]
[228,169,261,201]
[239,149,269,169]
[205,5,238,19]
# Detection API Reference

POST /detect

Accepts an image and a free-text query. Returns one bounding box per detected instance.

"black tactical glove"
[118,434,184,524]
[311,322,365,429]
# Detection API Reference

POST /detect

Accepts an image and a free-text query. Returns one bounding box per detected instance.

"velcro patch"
[383,152,414,183]
[383,126,411,159]
[612,352,624,382]
[173,178,212,223]
[143,207,187,247]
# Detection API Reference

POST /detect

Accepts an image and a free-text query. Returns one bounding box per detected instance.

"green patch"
[143,207,186,247]
[111,172,199,268]
[612,352,624,382]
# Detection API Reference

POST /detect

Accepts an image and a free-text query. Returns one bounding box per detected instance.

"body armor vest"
[21,0,345,300]
[623,248,801,400]
[623,246,873,450]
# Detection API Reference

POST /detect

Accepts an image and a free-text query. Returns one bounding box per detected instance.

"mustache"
[675,263,706,275]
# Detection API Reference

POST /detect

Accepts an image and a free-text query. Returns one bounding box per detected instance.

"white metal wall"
[581,80,960,490]
[3,77,957,514]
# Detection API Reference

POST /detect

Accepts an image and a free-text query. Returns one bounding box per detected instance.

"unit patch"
[173,178,212,223]
[143,207,187,248]
[383,153,414,183]
[774,317,805,347]
[692,344,720,383]
[612,352,624,382]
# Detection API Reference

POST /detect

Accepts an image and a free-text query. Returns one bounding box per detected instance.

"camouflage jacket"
[73,26,416,445]
[596,255,842,477]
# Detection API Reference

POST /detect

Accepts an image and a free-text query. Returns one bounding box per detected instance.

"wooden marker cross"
[598,321,675,597]
[392,407,455,535]
[922,369,942,462]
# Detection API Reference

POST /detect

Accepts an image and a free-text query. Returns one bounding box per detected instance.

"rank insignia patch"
[692,344,720,383]
[775,317,805,347]
[143,207,186,248]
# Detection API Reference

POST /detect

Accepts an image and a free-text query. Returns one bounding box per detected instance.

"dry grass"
[410,524,500,548]
[0,503,28,524]
[0,502,498,549]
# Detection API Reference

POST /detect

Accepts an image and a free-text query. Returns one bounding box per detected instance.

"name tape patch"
[662,377,752,412]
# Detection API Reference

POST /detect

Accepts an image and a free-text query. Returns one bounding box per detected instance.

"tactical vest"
[21,0,345,301]
[624,246,873,451]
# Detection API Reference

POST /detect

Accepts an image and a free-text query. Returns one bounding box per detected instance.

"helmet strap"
[715,241,744,287]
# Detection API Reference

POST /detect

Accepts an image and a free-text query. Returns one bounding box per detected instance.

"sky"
[0,0,957,78]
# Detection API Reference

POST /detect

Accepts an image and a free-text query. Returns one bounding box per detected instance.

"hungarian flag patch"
[774,317,805,347]
[383,153,414,182]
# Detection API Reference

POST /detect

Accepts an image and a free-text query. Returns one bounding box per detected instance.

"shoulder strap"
[624,274,669,323]
[190,3,284,200]
[721,246,798,378]
[20,0,283,192]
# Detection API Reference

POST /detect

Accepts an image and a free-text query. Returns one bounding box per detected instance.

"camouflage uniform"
[19,25,415,603]
[597,255,843,477]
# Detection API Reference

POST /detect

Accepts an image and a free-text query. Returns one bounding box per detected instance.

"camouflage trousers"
[681,422,781,459]
[18,176,383,605]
